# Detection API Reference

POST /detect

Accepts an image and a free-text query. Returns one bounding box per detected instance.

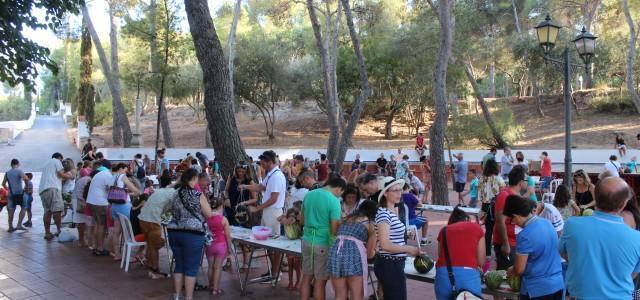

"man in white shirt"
[536,201,564,237]
[500,147,514,180]
[603,155,622,177]
[242,150,287,282]
[39,153,73,240]
[86,165,114,255]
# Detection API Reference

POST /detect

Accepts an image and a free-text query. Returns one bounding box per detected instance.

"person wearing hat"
[241,150,287,282]
[374,177,421,300]
[453,153,468,206]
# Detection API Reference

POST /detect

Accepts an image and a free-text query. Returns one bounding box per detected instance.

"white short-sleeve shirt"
[603,161,621,177]
[538,203,564,232]
[39,158,64,192]
[261,166,287,209]
[86,170,113,206]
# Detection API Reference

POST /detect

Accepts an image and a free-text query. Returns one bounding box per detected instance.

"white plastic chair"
[117,213,147,272]
[403,203,421,249]
[542,193,555,204]
[162,225,174,275]
[550,179,563,194]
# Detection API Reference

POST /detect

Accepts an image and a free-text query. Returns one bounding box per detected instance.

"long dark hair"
[624,191,640,229]
[177,168,199,189]
[483,159,499,177]
[346,199,378,222]
[448,206,470,224]
[553,184,571,208]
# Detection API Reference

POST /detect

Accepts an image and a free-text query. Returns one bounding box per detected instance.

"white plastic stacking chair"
[403,203,421,249]
[542,193,555,204]
[117,213,147,272]
[550,179,563,194]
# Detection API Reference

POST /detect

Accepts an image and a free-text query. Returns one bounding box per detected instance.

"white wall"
[0,103,37,140]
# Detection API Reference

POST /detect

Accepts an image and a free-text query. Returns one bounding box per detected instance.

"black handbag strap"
[442,227,457,291]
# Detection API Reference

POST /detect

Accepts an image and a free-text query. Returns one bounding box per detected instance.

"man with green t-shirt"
[300,177,347,300]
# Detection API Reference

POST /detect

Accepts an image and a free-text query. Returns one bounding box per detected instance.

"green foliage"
[448,100,524,147]
[0,0,83,88]
[0,95,31,121]
[93,100,113,127]
[588,95,637,113]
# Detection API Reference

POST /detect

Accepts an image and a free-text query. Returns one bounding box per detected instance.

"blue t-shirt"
[4,168,24,195]
[516,217,564,297]
[469,177,479,199]
[402,193,419,220]
[454,160,468,184]
[560,211,640,299]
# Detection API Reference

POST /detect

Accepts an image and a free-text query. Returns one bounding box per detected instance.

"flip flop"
[194,284,208,291]
[44,233,54,240]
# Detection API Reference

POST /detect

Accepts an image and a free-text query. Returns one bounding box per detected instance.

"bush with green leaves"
[0,96,31,121]
[93,100,113,127]
[448,101,524,147]
[588,95,636,114]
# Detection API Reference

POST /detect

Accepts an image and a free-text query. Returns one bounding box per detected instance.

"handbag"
[107,174,128,204]
[442,227,483,300]
[178,188,214,246]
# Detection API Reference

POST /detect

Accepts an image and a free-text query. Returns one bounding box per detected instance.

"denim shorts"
[168,230,205,277]
[110,203,132,221]
[435,267,482,300]
[8,194,26,209]
[23,194,33,210]
[409,217,427,229]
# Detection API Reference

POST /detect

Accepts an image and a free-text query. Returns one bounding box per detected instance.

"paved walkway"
[0,116,80,172]
[0,183,457,299]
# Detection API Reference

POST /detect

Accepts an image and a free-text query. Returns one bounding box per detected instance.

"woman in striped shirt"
[374,178,420,300]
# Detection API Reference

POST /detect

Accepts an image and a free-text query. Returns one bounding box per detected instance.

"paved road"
[0,116,80,172]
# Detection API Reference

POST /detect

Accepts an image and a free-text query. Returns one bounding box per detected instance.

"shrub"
[94,100,113,127]
[0,96,31,121]
[448,101,524,147]
[588,95,636,113]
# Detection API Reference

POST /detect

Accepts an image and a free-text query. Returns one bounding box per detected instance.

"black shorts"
[493,244,515,271]
[454,182,466,193]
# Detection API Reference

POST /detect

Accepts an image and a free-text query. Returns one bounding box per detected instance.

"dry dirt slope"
[92,99,640,150]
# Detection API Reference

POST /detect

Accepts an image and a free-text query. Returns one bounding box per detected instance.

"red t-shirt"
[492,188,517,246]
[540,157,552,177]
[416,136,424,147]
[436,222,484,268]
[317,163,328,181]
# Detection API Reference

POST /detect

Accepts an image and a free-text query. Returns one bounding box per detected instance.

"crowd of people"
[3,139,640,300]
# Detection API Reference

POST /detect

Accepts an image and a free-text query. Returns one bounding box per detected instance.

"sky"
[18,0,228,93]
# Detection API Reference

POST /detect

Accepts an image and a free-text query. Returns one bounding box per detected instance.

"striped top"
[375,207,406,257]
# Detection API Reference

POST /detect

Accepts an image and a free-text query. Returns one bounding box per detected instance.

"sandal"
[93,249,110,256]
[212,289,224,296]
[222,259,232,271]
[194,284,209,291]
[44,233,54,240]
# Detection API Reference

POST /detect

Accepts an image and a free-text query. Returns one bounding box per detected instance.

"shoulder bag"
[442,227,483,300]
[107,174,128,204]
[178,188,214,246]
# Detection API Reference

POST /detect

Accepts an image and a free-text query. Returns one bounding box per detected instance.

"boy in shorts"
[23,173,34,227]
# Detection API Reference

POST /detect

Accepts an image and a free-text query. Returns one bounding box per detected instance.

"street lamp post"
[535,15,597,190]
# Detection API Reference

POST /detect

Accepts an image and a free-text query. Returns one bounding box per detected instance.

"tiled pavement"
[0,184,470,299]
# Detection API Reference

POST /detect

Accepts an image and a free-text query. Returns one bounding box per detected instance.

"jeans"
[435,267,482,300]
[374,256,406,300]
[520,289,564,300]
[168,230,205,277]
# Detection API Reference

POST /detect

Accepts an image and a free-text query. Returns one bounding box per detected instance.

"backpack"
[135,161,146,179]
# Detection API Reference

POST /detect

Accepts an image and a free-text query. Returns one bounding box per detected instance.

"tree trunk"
[334,0,372,168]
[582,0,600,89]
[306,0,340,163]
[82,5,131,146]
[489,61,496,98]
[530,69,545,117]
[623,0,640,113]
[149,0,174,147]
[184,0,248,177]
[511,0,521,35]
[227,0,242,112]
[108,4,132,146]
[204,123,212,147]
[461,59,508,148]
[429,0,454,206]
[77,17,92,118]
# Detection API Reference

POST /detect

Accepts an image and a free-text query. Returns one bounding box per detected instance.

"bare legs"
[173,273,196,300]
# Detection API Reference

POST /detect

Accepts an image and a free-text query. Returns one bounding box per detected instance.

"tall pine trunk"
[108,4,132,146]
[227,0,242,112]
[430,0,454,206]
[461,60,508,148]
[82,5,131,146]
[149,0,174,147]
[184,0,247,177]
[623,0,640,113]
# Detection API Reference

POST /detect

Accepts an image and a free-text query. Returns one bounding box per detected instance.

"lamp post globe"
[535,15,561,55]
[573,27,597,66]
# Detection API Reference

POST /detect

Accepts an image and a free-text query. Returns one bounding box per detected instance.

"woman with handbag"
[504,195,564,300]
[167,168,213,300]
[72,169,92,247]
[109,163,140,260]
[434,207,485,300]
[478,159,504,260]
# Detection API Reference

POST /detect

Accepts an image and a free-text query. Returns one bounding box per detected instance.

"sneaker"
[23,221,32,227]
[148,271,164,280]
[259,274,281,284]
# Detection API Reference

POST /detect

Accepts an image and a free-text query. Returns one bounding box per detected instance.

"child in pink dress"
[206,198,232,296]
